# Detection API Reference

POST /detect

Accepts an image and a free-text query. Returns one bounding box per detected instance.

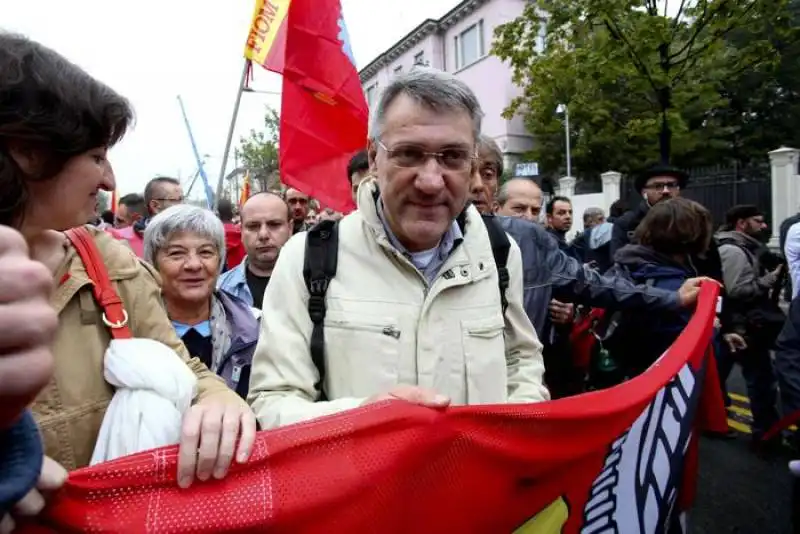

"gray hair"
[368,68,483,142]
[478,134,504,176]
[583,207,605,225]
[143,204,226,269]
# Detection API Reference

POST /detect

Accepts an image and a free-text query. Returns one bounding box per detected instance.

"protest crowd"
[1,5,800,534]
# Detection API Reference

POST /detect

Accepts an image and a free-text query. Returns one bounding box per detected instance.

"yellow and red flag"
[244,0,366,213]
[244,0,290,73]
[239,171,252,207]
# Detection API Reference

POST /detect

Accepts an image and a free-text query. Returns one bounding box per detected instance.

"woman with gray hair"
[144,204,258,398]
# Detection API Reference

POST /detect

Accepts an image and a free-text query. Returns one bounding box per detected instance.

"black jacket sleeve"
[775,297,800,415]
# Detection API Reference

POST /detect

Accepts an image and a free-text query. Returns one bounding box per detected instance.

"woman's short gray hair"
[143,204,226,269]
[368,68,483,143]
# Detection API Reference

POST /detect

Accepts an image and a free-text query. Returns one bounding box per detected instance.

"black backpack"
[302,214,511,395]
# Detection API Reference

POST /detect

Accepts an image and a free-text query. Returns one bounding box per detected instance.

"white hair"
[368,67,483,142]
[143,204,226,269]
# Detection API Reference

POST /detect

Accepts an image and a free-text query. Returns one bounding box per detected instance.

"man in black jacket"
[774,296,800,529]
[611,165,686,254]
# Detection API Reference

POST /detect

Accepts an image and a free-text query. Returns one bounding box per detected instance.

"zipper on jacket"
[328,321,402,339]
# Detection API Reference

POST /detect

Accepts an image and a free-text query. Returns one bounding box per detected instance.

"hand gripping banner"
[22,284,725,534]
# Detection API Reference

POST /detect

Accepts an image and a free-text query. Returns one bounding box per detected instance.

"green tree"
[235,106,280,192]
[493,0,791,178]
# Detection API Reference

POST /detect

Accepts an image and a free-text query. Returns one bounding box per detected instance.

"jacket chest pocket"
[324,311,401,398]
[461,315,507,404]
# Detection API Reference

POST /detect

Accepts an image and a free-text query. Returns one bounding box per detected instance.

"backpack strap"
[65,227,133,340]
[481,214,511,314]
[303,220,339,396]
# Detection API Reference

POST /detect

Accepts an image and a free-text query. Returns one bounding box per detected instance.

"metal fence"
[619,162,773,229]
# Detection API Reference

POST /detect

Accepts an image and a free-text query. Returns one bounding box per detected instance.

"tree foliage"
[493,0,796,179]
[235,106,280,192]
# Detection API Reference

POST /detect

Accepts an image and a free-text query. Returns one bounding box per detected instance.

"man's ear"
[367,140,378,173]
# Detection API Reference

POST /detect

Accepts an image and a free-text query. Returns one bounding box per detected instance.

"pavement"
[692,368,797,533]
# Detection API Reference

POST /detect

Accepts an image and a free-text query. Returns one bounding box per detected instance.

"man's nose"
[416,158,446,193]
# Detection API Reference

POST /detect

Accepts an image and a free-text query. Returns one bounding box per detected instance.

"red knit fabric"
[22,284,723,534]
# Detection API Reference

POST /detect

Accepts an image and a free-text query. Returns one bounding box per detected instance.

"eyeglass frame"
[376,140,476,172]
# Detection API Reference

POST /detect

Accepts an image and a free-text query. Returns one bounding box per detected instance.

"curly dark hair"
[634,197,712,256]
[0,33,133,226]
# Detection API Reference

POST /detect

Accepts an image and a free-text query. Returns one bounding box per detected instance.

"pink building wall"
[359,0,534,171]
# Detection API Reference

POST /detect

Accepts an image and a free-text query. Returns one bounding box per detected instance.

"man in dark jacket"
[496,215,708,397]
[610,165,687,258]
[774,296,800,528]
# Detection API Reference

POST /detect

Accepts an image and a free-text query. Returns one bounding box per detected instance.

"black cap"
[725,205,762,228]
[634,164,689,192]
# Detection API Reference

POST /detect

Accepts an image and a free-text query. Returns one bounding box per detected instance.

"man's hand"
[677,277,720,308]
[363,385,450,408]
[177,397,257,489]
[0,226,58,427]
[0,456,67,533]
[723,333,747,353]
[790,460,800,477]
[548,300,574,325]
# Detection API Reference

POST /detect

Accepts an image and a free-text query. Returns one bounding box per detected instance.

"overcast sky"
[3,0,458,199]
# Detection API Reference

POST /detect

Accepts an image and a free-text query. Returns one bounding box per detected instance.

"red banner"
[23,284,724,533]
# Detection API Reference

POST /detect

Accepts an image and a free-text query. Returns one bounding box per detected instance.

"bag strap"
[481,214,511,314]
[303,220,339,397]
[65,227,132,339]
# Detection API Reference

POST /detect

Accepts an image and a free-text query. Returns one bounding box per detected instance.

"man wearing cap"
[610,164,687,258]
[717,204,784,445]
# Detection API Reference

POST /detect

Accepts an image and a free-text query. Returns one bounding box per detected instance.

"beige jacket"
[32,227,244,471]
[249,182,548,429]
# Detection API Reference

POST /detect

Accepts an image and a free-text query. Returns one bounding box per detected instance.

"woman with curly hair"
[0,32,255,529]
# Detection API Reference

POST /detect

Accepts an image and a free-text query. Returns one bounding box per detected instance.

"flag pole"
[215,58,250,209]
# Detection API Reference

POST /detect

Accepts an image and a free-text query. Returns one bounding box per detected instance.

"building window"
[536,23,546,53]
[455,20,484,69]
[365,83,378,105]
[393,65,403,75]
[413,51,426,66]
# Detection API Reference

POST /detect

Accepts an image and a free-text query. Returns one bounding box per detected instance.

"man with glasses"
[108,177,184,258]
[610,165,686,258]
[249,69,549,430]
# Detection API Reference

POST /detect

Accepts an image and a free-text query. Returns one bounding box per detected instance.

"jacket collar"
[53,226,142,314]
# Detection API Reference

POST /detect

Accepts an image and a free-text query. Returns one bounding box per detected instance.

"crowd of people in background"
[1,31,799,533]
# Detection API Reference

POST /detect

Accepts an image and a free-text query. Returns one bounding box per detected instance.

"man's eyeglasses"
[154,197,185,203]
[644,182,680,192]
[377,141,474,171]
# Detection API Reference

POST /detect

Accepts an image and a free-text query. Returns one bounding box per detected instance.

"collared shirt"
[375,198,462,284]
[172,320,212,338]
[217,260,253,306]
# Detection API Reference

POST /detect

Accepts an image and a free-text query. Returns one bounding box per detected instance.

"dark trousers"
[716,343,780,436]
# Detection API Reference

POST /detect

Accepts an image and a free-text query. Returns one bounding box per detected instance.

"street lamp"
[555,103,572,178]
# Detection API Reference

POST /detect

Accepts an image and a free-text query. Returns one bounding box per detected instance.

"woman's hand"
[0,457,67,533]
[177,396,256,489]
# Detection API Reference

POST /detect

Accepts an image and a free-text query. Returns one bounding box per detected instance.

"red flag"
[22,285,724,534]
[277,0,366,213]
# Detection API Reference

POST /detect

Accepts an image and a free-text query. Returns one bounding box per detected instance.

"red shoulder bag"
[64,227,133,340]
